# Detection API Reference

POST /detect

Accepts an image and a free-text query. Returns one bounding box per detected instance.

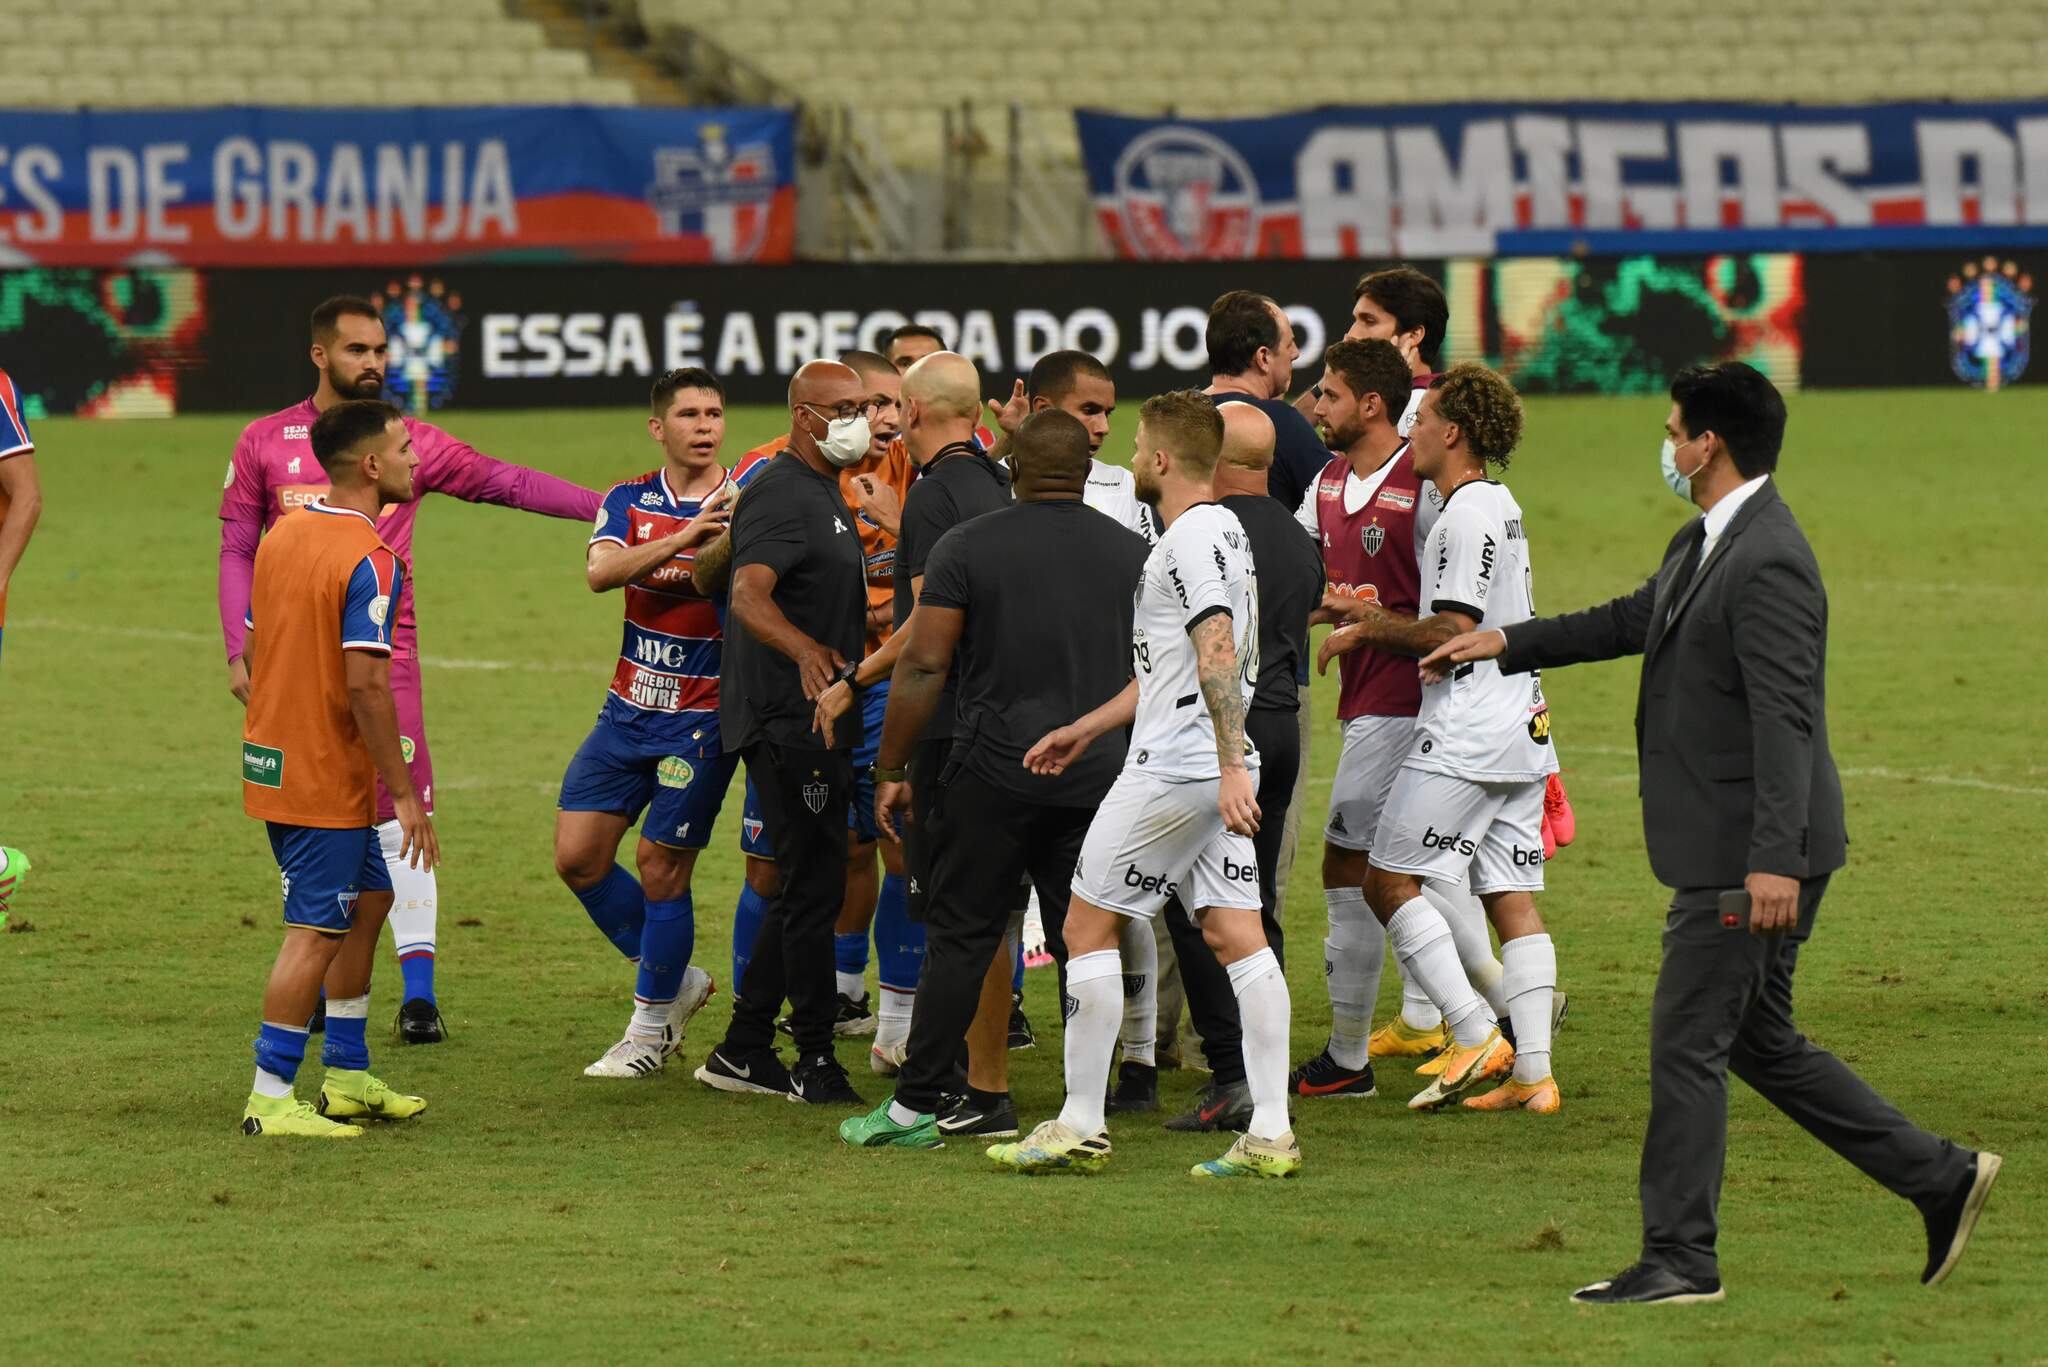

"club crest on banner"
[1947,258,2034,390]
[1111,126,1261,260]
[372,276,462,412]
[648,123,778,262]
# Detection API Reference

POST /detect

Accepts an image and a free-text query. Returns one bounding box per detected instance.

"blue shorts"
[266,822,391,935]
[558,719,740,850]
[847,680,889,844]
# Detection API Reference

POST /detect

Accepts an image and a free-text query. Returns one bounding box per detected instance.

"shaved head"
[901,351,981,421]
[1218,403,1275,472]
[789,358,860,408]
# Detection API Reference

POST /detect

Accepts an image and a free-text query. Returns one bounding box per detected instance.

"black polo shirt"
[892,445,1012,741]
[720,452,868,752]
[1221,493,1323,714]
[918,498,1148,804]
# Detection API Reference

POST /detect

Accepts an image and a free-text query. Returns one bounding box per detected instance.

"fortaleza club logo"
[647,123,778,262]
[1111,125,1261,260]
[373,276,462,413]
[1946,257,2034,390]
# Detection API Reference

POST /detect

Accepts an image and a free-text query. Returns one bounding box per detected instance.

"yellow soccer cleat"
[318,1069,428,1121]
[241,1093,363,1139]
[1407,1029,1514,1111]
[987,1118,1111,1175]
[1368,1017,1446,1059]
[1191,1130,1302,1179]
[1461,1075,1561,1114]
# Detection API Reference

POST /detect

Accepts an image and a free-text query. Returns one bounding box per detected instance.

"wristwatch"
[835,660,864,693]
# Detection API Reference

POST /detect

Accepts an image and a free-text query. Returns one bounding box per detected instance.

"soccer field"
[3,391,2042,1363]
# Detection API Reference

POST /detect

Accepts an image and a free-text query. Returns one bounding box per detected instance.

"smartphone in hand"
[1718,889,1752,931]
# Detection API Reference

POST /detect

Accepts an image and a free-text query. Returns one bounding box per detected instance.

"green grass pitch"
[1,392,2041,1362]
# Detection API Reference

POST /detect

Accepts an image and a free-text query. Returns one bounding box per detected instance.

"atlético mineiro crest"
[1947,257,2034,390]
[1110,125,1261,260]
[1362,521,1385,557]
[802,774,829,815]
[647,124,777,262]
[372,276,462,413]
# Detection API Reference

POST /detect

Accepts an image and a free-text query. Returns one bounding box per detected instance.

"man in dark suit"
[1422,362,2000,1306]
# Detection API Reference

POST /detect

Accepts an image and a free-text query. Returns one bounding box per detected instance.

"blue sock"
[322,1013,370,1071]
[573,865,646,960]
[636,894,696,1007]
[835,930,870,977]
[872,874,923,993]
[1012,934,1025,992]
[398,952,435,1003]
[732,883,769,987]
[253,1021,308,1084]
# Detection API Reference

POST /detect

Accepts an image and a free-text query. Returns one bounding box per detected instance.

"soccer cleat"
[394,997,446,1045]
[306,998,326,1035]
[1571,1263,1724,1306]
[938,1092,1020,1138]
[778,991,876,1039]
[987,1118,1111,1175]
[1008,993,1035,1050]
[583,1035,668,1078]
[869,1039,906,1076]
[1544,772,1576,848]
[317,1069,427,1120]
[1368,1017,1446,1059]
[791,1054,868,1107]
[1407,1028,1513,1110]
[839,1101,943,1150]
[662,967,717,1057]
[0,845,29,930]
[1288,1050,1377,1099]
[694,1045,797,1100]
[1163,1081,1253,1133]
[1106,1061,1158,1113]
[1190,1130,1302,1180]
[241,1093,362,1139]
[1462,1075,1561,1114]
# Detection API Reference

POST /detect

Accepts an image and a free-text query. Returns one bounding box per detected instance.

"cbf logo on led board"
[1947,258,2034,390]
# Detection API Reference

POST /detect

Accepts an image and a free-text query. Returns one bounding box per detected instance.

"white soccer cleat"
[870,1039,906,1076]
[584,1036,667,1079]
[663,967,717,1058]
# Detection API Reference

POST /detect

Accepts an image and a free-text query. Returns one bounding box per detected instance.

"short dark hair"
[886,323,943,346]
[1139,389,1225,477]
[1011,408,1092,486]
[1025,349,1113,404]
[651,367,723,417]
[1321,338,1412,429]
[1427,364,1522,470]
[1353,267,1448,366]
[311,399,401,473]
[311,295,381,344]
[1205,290,1282,377]
[839,350,899,383]
[1669,363,1786,479]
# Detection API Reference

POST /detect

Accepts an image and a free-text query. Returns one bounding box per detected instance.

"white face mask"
[809,408,871,468]
[1660,435,1707,501]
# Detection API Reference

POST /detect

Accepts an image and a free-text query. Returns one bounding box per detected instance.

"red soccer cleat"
[1543,772,1576,853]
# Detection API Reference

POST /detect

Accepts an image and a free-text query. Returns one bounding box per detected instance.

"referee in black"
[1161,403,1326,1133]
[837,409,1149,1149]
[696,359,870,1107]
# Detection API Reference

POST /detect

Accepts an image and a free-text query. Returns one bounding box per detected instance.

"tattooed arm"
[1191,611,1260,836]
[1317,603,1476,675]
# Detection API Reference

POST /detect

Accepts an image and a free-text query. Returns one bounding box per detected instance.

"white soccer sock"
[628,998,669,1044]
[1425,879,1506,1020]
[1501,932,1558,1084]
[1386,897,1494,1047]
[1396,950,1441,1031]
[1226,947,1292,1141]
[1117,914,1158,1068]
[888,1099,926,1126]
[1323,887,1381,1070]
[1055,949,1123,1137]
[836,970,865,999]
[251,1068,294,1099]
[326,994,369,1020]
[378,818,438,961]
[875,984,914,1052]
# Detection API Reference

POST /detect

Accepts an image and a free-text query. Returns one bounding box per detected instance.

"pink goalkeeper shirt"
[218,396,599,662]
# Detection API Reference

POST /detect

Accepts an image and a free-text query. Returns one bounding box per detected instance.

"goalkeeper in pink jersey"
[219,296,601,1043]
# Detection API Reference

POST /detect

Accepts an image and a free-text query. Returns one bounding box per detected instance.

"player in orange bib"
[238,400,440,1138]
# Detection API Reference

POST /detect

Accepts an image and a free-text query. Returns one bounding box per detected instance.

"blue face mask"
[1660,436,1706,502]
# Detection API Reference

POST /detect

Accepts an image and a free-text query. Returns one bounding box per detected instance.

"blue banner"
[1077,103,2048,259]
[0,105,796,265]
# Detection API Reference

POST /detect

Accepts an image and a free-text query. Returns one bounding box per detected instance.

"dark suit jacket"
[1499,481,1846,889]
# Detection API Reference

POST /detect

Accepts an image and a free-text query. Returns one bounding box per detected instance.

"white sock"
[1322,887,1381,1070]
[1117,914,1158,1067]
[888,1099,925,1126]
[378,818,438,961]
[1425,879,1506,1019]
[251,1068,293,1098]
[1055,949,1122,1137]
[1386,897,1493,1047]
[1501,932,1558,1084]
[1396,950,1441,1030]
[1226,947,1292,1141]
[326,993,369,1020]
[875,985,914,1052]
[628,999,668,1045]
[836,970,865,999]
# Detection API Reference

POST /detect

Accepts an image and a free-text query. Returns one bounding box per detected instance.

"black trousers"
[899,737,949,923]
[1640,874,1972,1282]
[724,741,853,1059]
[896,766,1090,1114]
[1166,704,1301,1085]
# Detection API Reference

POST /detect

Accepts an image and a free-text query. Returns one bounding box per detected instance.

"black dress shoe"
[1105,1061,1158,1113]
[1570,1262,1724,1306]
[394,998,446,1045]
[1922,1151,2003,1286]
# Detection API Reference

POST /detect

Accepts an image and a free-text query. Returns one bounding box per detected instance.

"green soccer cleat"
[0,846,29,929]
[839,1101,943,1150]
[241,1092,363,1139]
[987,1118,1111,1175]
[1191,1130,1302,1179]
[317,1069,427,1121]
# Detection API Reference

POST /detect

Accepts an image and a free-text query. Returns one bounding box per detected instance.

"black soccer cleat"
[694,1045,797,1100]
[306,998,326,1034]
[779,992,877,1039]
[1008,993,1035,1051]
[937,1091,1020,1139]
[790,1053,868,1107]
[1570,1262,1725,1306]
[394,998,447,1045]
[1163,1080,1253,1133]
[1105,1061,1158,1114]
[1288,1050,1376,1099]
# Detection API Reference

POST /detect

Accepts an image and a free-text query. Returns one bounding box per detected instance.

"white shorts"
[1323,715,1415,852]
[1071,768,1263,920]
[1370,767,1546,895]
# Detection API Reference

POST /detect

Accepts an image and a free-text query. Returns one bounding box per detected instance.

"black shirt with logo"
[892,446,1012,741]
[918,498,1148,805]
[1221,493,1323,714]
[720,452,867,752]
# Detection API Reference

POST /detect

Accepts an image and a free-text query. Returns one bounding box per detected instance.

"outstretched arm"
[419,431,601,521]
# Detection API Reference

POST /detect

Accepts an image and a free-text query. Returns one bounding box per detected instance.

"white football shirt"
[1084,459,1158,545]
[1127,503,1261,781]
[1406,479,1559,782]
